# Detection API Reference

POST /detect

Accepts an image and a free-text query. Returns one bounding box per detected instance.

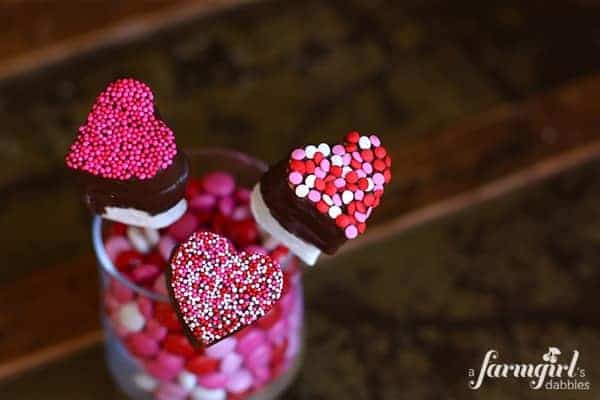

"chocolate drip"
[260,159,346,254]
[77,150,190,215]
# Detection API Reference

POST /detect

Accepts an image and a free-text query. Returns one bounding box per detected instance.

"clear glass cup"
[92,149,304,400]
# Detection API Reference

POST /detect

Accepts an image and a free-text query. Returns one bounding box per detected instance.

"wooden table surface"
[1,0,600,397]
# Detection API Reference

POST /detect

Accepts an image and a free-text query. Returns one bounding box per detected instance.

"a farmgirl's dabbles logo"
[468,347,590,391]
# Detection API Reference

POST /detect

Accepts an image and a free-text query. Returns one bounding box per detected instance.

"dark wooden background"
[1,0,599,398]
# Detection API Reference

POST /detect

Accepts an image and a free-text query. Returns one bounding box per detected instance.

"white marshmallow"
[118,302,145,333]
[133,373,158,392]
[103,199,187,229]
[250,184,321,266]
[190,386,226,400]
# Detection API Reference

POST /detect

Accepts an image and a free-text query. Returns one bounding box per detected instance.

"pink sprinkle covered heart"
[167,232,283,347]
[287,131,392,239]
[65,78,177,180]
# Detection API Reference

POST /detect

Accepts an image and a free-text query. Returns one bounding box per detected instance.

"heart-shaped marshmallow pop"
[251,131,391,265]
[65,78,189,228]
[167,231,284,347]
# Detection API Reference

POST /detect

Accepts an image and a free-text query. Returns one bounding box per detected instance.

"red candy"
[346,131,360,143]
[375,146,387,158]
[155,303,182,332]
[373,159,386,172]
[115,250,143,273]
[361,150,374,162]
[163,334,197,358]
[186,355,220,375]
[289,160,305,173]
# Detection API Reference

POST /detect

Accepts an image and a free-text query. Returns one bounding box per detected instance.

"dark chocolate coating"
[260,159,346,254]
[77,150,190,215]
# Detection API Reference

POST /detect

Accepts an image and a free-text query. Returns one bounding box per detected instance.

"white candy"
[133,373,158,392]
[358,136,371,149]
[342,166,352,177]
[317,143,331,156]
[118,302,145,333]
[328,206,342,219]
[127,226,151,253]
[178,370,198,392]
[331,155,343,166]
[295,185,309,198]
[322,194,333,206]
[304,175,316,188]
[143,227,160,246]
[190,386,227,400]
[342,190,353,204]
[304,145,317,159]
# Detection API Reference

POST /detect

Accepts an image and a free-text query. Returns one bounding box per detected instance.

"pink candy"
[145,351,184,381]
[155,383,188,400]
[190,194,216,211]
[226,369,253,394]
[202,172,235,196]
[158,235,177,261]
[291,149,305,160]
[127,332,159,358]
[288,171,303,185]
[220,352,243,374]
[131,264,160,284]
[144,319,168,341]
[105,237,132,262]
[110,279,134,303]
[237,330,267,356]
[218,197,235,216]
[197,373,228,389]
[206,337,237,359]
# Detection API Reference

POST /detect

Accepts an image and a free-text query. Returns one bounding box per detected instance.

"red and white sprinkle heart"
[66,78,177,181]
[168,232,283,347]
[287,131,392,239]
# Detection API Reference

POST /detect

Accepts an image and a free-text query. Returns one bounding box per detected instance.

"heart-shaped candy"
[287,131,391,239]
[65,78,177,180]
[167,232,284,347]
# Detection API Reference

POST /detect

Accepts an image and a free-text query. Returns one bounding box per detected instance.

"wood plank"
[0,0,252,81]
[1,74,600,381]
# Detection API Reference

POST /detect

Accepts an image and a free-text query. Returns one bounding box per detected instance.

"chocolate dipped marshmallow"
[251,131,392,265]
[66,78,189,228]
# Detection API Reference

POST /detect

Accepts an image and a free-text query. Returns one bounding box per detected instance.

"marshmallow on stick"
[66,78,189,228]
[251,131,392,265]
